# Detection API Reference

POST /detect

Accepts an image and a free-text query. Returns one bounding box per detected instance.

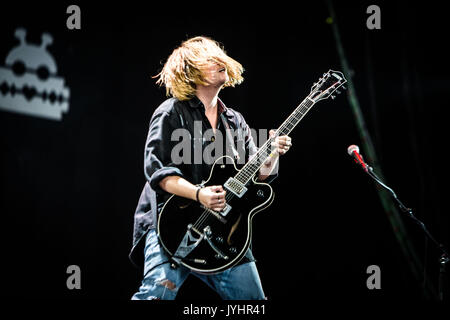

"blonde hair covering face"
[155,36,244,101]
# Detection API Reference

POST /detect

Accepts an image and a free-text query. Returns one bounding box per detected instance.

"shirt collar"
[187,95,232,118]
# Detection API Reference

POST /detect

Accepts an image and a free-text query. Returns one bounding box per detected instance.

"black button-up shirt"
[129,96,276,267]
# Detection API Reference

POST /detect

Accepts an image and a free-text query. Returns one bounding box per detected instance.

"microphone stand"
[363,164,449,301]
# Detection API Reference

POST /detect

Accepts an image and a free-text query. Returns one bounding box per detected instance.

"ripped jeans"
[131,229,266,300]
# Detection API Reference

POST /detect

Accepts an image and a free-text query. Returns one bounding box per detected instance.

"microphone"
[347,145,368,172]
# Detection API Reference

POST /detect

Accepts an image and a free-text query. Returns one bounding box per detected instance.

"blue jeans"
[131,229,266,300]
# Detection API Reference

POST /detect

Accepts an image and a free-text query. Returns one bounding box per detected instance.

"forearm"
[159,175,227,211]
[258,154,279,181]
[159,176,198,201]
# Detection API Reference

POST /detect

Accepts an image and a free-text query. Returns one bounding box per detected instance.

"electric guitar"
[157,70,347,274]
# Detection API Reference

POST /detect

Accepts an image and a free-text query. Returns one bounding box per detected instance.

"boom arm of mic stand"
[364,165,449,300]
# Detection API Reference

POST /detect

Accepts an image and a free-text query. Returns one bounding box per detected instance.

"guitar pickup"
[224,177,247,198]
[220,204,231,217]
[200,205,227,224]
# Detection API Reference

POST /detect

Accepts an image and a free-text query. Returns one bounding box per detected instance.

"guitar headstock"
[308,70,347,103]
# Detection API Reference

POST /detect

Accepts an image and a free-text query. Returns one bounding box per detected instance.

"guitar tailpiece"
[169,257,181,269]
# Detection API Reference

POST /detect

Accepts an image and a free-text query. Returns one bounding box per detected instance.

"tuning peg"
[336,90,341,94]
[342,85,347,90]
[331,95,336,99]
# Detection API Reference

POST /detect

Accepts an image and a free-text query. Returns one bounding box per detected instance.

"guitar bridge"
[220,204,231,217]
[224,177,247,198]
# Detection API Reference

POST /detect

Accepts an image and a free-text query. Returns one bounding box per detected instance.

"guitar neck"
[235,97,316,184]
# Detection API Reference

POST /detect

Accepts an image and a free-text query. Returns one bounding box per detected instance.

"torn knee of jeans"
[157,279,176,290]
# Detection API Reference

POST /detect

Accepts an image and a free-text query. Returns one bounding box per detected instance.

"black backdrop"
[0,0,448,306]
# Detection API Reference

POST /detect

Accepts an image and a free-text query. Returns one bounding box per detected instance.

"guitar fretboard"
[235,97,316,184]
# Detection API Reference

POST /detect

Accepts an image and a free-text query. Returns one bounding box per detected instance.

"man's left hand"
[269,129,292,156]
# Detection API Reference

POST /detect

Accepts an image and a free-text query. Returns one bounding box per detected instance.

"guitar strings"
[193,122,280,230]
[192,98,315,231]
[190,77,344,232]
[192,98,314,231]
[236,98,314,184]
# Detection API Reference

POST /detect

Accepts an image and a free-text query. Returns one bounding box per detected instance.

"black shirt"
[129,96,276,267]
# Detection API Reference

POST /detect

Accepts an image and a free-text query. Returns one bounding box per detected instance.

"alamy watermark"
[66,5,81,30]
[66,265,81,290]
[366,5,381,30]
[366,264,381,289]
[167,121,279,175]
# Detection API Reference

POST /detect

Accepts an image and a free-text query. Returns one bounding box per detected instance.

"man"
[130,36,292,300]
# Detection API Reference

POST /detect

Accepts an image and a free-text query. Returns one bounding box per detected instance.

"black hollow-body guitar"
[157,70,347,274]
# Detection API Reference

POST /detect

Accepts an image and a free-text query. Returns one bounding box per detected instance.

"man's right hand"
[198,185,227,212]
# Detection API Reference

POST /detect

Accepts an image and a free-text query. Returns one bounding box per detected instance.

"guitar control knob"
[216,236,224,243]
[204,226,212,236]
[230,247,237,253]
[257,189,264,197]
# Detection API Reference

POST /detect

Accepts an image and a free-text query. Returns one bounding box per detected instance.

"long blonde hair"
[155,36,244,101]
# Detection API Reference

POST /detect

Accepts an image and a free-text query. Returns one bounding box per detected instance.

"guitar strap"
[220,113,240,162]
